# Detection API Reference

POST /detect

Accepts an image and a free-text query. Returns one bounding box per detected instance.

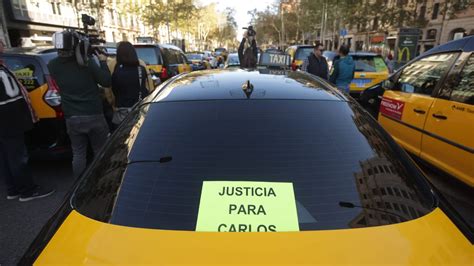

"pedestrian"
[109,41,149,128]
[330,44,355,93]
[238,26,258,68]
[104,44,153,131]
[301,42,329,80]
[47,31,112,178]
[385,53,395,73]
[1,41,55,201]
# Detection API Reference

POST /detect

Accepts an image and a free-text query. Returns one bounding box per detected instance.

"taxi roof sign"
[258,52,291,69]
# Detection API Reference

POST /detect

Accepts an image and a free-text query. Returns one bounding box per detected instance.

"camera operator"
[238,26,258,68]
[48,30,111,178]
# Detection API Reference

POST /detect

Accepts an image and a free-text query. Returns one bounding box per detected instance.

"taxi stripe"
[381,113,474,154]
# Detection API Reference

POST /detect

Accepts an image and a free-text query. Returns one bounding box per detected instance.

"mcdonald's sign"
[397,47,411,62]
[396,30,420,64]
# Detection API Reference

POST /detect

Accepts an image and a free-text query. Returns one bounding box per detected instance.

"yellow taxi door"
[420,54,474,186]
[378,53,459,156]
[178,53,192,73]
[379,91,434,156]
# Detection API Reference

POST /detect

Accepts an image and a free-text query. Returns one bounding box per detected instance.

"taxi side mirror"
[383,79,395,90]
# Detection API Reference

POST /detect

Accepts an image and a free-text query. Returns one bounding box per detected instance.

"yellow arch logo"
[397,47,411,63]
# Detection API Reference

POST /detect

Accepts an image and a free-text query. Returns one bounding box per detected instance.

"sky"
[199,0,276,40]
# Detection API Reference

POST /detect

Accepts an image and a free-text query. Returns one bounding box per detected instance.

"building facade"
[0,0,151,48]
[344,0,474,54]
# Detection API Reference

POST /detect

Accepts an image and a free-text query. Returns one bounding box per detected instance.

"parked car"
[2,48,70,159]
[134,44,192,81]
[21,69,473,265]
[214,47,228,65]
[360,36,474,187]
[285,45,314,70]
[224,53,240,69]
[203,50,218,68]
[324,52,389,98]
[186,53,210,71]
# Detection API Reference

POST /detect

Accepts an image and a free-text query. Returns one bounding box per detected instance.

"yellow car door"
[421,53,474,186]
[178,53,192,74]
[378,53,459,156]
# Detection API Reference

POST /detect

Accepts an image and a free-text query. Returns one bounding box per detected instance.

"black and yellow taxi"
[2,48,69,158]
[324,51,390,98]
[285,45,314,70]
[186,53,211,71]
[360,36,474,187]
[134,44,192,81]
[21,56,473,264]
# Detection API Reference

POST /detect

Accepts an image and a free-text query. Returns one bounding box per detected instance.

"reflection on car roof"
[150,69,345,103]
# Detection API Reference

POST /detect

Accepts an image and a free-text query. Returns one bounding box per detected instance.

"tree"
[209,7,237,48]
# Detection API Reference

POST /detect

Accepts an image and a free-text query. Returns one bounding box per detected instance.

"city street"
[1,0,474,264]
[0,158,473,265]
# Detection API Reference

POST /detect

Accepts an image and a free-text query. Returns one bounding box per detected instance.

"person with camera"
[301,42,329,80]
[47,31,112,178]
[238,26,258,68]
[108,42,149,129]
[1,40,56,201]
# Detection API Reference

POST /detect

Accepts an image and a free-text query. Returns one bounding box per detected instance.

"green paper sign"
[196,181,299,232]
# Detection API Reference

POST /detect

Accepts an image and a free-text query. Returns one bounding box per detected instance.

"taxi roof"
[424,35,474,55]
[134,43,183,50]
[150,69,345,103]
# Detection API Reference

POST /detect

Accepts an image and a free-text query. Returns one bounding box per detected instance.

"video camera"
[52,14,106,66]
[243,25,256,37]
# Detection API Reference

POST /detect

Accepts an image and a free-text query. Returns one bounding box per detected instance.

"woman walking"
[111,41,149,128]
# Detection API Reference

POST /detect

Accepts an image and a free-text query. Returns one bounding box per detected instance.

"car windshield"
[353,55,388,72]
[227,55,240,65]
[187,54,202,60]
[135,47,162,65]
[295,47,314,60]
[323,51,337,62]
[73,100,434,231]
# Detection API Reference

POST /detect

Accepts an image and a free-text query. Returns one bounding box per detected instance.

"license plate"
[352,79,372,88]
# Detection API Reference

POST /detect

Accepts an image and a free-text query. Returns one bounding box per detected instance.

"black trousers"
[0,134,36,195]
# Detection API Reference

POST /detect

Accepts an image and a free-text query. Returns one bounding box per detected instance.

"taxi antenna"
[242,80,254,99]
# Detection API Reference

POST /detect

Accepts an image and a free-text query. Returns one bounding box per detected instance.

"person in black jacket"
[0,60,55,201]
[238,27,258,68]
[301,43,329,80]
[111,41,149,128]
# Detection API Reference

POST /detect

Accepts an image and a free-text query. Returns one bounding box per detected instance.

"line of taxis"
[287,40,473,188]
[2,44,194,158]
[360,36,474,188]
[19,47,473,265]
[4,39,473,264]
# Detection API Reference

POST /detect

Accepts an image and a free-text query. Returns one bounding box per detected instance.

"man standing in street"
[301,43,329,80]
[48,31,111,178]
[330,44,355,93]
[1,40,56,201]
[238,26,258,68]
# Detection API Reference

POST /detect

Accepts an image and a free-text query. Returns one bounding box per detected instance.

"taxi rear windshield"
[3,56,45,91]
[73,100,434,231]
[353,55,388,72]
[135,47,162,65]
